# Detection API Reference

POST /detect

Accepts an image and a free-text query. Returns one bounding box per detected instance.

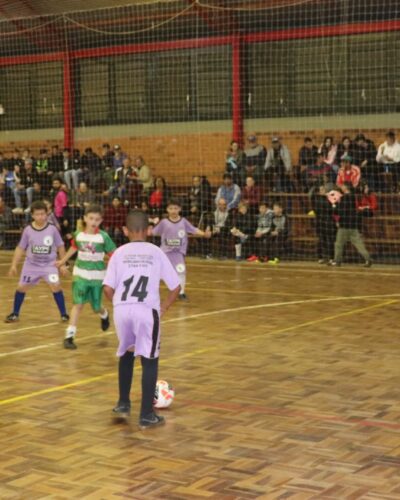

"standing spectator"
[336,155,361,189]
[310,184,336,264]
[51,178,68,226]
[356,182,378,218]
[215,173,241,210]
[103,197,128,246]
[264,137,292,192]
[230,202,256,261]
[376,131,400,192]
[48,145,63,176]
[0,195,14,248]
[80,147,103,189]
[134,156,153,195]
[259,202,289,264]
[225,140,246,186]
[353,134,378,192]
[149,176,170,217]
[331,182,371,267]
[336,136,354,164]
[187,175,212,222]
[112,145,127,171]
[244,134,267,185]
[62,148,80,191]
[241,176,261,213]
[319,136,338,173]
[298,137,318,192]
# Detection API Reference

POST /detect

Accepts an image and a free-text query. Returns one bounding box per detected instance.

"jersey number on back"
[121,275,149,302]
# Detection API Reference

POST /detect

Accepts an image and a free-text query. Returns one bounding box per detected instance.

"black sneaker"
[178,293,188,301]
[63,337,77,350]
[61,314,70,322]
[112,402,131,418]
[364,260,372,268]
[101,312,110,332]
[139,412,165,430]
[5,313,19,323]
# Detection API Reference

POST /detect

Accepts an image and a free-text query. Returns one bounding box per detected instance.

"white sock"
[99,308,108,319]
[235,243,242,258]
[178,273,186,294]
[65,325,77,339]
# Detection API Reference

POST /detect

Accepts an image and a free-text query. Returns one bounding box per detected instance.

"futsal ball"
[153,380,175,409]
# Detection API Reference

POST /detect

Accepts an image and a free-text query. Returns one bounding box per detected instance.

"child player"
[151,199,210,300]
[103,210,180,429]
[56,205,116,350]
[5,200,69,323]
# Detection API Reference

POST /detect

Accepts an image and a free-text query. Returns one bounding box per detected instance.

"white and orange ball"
[153,380,175,409]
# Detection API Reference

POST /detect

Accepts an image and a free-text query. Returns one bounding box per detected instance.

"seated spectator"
[69,182,95,227]
[230,202,256,261]
[48,145,63,176]
[80,147,103,189]
[109,156,137,201]
[298,137,318,192]
[112,144,127,170]
[356,182,378,218]
[257,202,288,264]
[336,155,361,189]
[43,198,61,231]
[336,136,354,164]
[100,143,115,190]
[307,152,334,188]
[103,196,128,246]
[211,198,231,259]
[35,148,52,191]
[215,173,241,210]
[241,176,261,213]
[332,182,371,267]
[264,137,292,192]
[62,148,80,191]
[376,131,400,192]
[244,134,266,185]
[225,140,246,187]
[21,148,34,165]
[0,195,14,248]
[319,136,338,173]
[12,159,38,214]
[247,201,273,262]
[310,184,336,264]
[10,149,23,169]
[149,176,170,216]
[187,175,212,223]
[135,156,153,195]
[353,134,378,192]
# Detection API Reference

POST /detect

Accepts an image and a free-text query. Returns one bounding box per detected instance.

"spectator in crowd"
[258,202,288,264]
[35,149,52,190]
[215,173,241,210]
[43,198,61,231]
[80,147,103,189]
[135,156,153,195]
[332,182,371,267]
[376,131,400,192]
[51,178,68,227]
[69,181,95,226]
[336,136,354,164]
[112,144,127,170]
[306,152,333,188]
[21,148,34,164]
[48,145,63,176]
[241,176,261,213]
[319,136,338,173]
[298,137,318,192]
[230,202,256,261]
[149,176,171,216]
[0,195,14,248]
[352,134,378,192]
[10,149,24,169]
[244,134,267,184]
[62,148,80,191]
[111,156,136,201]
[356,182,378,218]
[103,196,128,246]
[0,151,6,173]
[247,201,274,262]
[12,159,38,214]
[264,137,292,192]
[211,197,231,259]
[101,143,115,189]
[187,175,212,222]
[310,183,336,264]
[336,155,361,189]
[225,140,246,187]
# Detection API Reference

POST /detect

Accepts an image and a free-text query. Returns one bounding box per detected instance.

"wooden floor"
[1,252,400,499]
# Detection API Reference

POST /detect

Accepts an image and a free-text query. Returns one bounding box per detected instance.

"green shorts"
[72,279,103,311]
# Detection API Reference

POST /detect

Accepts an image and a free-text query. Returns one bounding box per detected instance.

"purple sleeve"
[18,227,29,251]
[160,251,180,291]
[184,218,198,235]
[53,226,64,248]
[103,252,117,289]
[152,219,164,237]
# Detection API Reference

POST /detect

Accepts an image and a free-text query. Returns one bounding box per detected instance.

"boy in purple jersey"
[103,210,180,429]
[151,199,211,300]
[5,201,69,323]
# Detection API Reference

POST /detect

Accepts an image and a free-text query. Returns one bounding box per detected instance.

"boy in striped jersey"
[56,205,116,349]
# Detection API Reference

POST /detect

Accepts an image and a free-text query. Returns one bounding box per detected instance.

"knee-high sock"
[13,291,25,316]
[118,351,135,405]
[235,243,242,258]
[53,291,67,316]
[140,356,158,417]
[178,272,186,294]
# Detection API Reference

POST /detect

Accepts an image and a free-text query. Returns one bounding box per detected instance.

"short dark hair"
[167,198,181,208]
[126,210,149,232]
[31,201,48,214]
[304,137,312,143]
[386,131,396,140]
[84,204,103,216]
[223,173,232,180]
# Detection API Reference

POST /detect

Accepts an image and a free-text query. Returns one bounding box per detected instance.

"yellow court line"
[0,299,396,407]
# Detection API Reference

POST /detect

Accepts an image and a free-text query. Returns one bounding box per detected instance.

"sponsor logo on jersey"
[31,245,51,254]
[165,238,181,247]
[43,235,53,246]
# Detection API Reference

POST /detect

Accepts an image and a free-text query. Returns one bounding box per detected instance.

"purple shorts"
[166,252,185,275]
[113,304,160,359]
[19,262,60,286]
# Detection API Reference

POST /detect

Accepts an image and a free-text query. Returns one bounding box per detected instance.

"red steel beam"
[232,37,243,145]
[63,54,73,150]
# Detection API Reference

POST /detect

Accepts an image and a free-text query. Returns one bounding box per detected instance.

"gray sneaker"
[139,412,165,430]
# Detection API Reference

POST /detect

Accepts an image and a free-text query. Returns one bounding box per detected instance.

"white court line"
[0,322,59,336]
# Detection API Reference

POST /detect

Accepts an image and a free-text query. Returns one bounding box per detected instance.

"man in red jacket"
[103,197,128,246]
